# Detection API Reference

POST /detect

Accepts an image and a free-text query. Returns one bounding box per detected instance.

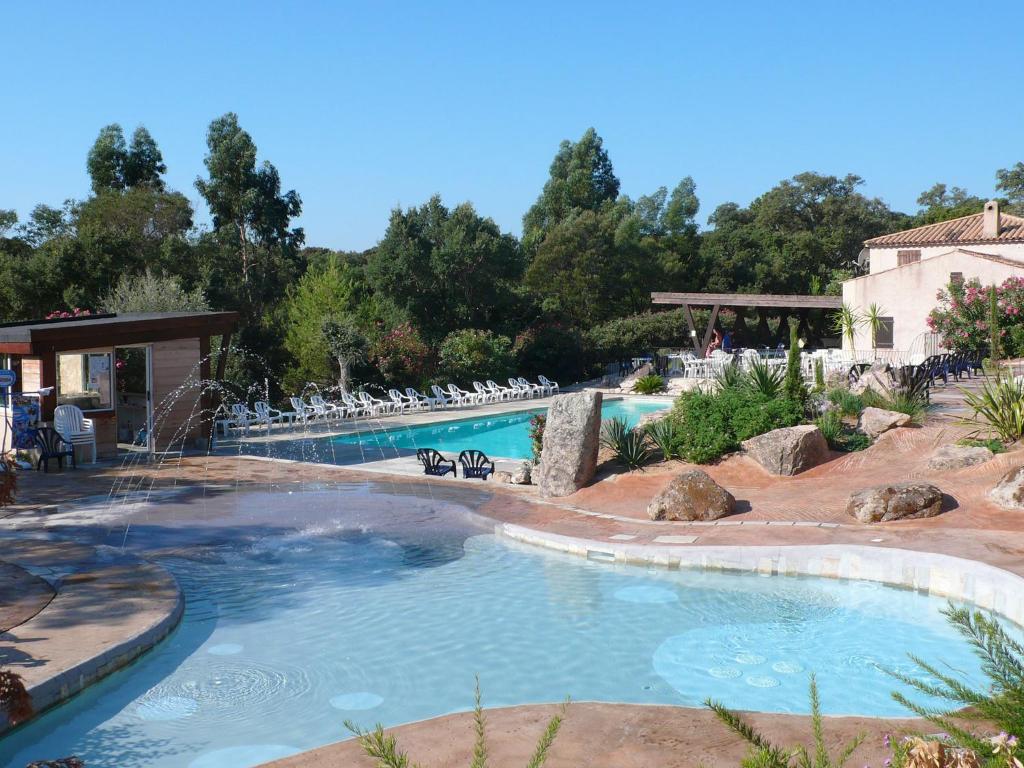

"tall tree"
[195,112,303,302]
[522,128,620,252]
[996,162,1024,212]
[366,195,523,340]
[87,124,128,193]
[915,183,984,224]
[123,127,167,189]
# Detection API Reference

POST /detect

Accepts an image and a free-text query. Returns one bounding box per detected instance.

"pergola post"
[700,304,721,357]
[682,304,701,355]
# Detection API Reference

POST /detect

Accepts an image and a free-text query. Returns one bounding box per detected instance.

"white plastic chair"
[289,397,317,426]
[53,404,97,463]
[405,387,436,410]
[254,401,291,432]
[516,377,544,398]
[388,389,413,414]
[431,385,455,408]
[358,391,391,416]
[472,381,497,403]
[447,383,476,406]
[310,394,344,421]
[486,380,514,401]
[538,375,559,395]
[340,391,368,418]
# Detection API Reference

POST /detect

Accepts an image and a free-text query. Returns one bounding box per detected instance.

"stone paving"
[1,395,1022,763]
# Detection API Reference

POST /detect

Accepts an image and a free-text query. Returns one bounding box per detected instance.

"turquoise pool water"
[332,397,669,460]
[2,487,991,768]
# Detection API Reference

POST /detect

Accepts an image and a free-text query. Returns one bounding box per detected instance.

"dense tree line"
[2,120,1021,394]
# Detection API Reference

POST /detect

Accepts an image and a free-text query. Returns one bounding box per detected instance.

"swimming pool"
[2,486,990,768]
[331,397,669,460]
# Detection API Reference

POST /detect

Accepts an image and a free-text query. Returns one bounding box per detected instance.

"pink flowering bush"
[927,277,1024,354]
[44,308,91,320]
[370,323,431,385]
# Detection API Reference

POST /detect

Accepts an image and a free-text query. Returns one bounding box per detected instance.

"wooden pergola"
[650,292,843,356]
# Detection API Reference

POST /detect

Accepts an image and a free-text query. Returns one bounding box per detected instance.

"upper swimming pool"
[1,487,992,768]
[330,397,669,460]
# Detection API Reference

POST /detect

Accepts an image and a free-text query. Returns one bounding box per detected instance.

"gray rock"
[635,408,671,432]
[536,391,603,497]
[492,471,513,483]
[647,469,735,521]
[990,465,1024,510]
[846,482,944,523]
[850,365,892,397]
[511,462,532,485]
[927,444,995,471]
[741,425,829,476]
[858,407,911,438]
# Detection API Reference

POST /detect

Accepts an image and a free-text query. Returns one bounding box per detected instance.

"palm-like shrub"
[706,674,863,768]
[814,411,843,448]
[600,416,652,470]
[864,389,930,424]
[745,358,784,398]
[347,679,567,768]
[827,387,865,417]
[716,362,746,391]
[890,605,1024,765]
[645,417,679,460]
[961,377,1024,443]
[632,374,666,394]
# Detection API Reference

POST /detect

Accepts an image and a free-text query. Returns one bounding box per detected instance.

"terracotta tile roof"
[865,211,1024,247]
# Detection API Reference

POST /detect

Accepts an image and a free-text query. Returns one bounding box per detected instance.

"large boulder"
[511,462,532,485]
[536,391,603,497]
[928,444,995,471]
[741,425,829,476]
[846,482,944,523]
[990,465,1024,510]
[635,408,671,432]
[850,364,892,397]
[858,407,911,438]
[647,469,735,521]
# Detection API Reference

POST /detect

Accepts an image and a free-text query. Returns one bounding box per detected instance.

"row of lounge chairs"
[417,448,494,480]
[217,375,560,435]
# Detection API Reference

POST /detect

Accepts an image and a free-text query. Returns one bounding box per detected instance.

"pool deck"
[1,391,1022,762]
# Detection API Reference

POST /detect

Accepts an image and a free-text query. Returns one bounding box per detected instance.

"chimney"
[983,199,1001,238]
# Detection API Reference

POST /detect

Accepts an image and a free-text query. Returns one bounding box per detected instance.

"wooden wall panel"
[150,339,204,451]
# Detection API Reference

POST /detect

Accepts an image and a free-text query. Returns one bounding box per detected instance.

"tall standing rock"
[990,466,1024,510]
[536,391,603,497]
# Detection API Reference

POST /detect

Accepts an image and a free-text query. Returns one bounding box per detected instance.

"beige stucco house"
[842,201,1024,356]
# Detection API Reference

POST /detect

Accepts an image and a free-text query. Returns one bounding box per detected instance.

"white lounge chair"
[506,378,529,399]
[254,401,292,432]
[358,391,391,416]
[430,385,455,409]
[538,375,559,395]
[447,383,477,406]
[310,394,345,421]
[340,391,368,418]
[405,387,436,410]
[53,404,97,463]
[388,389,414,414]
[486,380,515,401]
[472,381,496,403]
[516,377,544,398]
[289,396,317,426]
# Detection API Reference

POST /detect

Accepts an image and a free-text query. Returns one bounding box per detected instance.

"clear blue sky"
[4,1,1022,251]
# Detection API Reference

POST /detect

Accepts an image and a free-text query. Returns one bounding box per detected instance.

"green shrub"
[744,358,784,398]
[513,323,583,383]
[715,362,745,391]
[834,430,871,452]
[585,308,687,359]
[815,411,843,447]
[782,322,808,407]
[670,389,803,464]
[528,414,546,463]
[645,417,679,460]
[867,389,930,424]
[632,374,665,394]
[956,437,1005,453]
[438,328,514,383]
[600,416,653,470]
[827,387,864,417]
[961,376,1024,443]
[813,358,826,391]
[1007,325,1024,358]
[890,605,1024,765]
[706,674,863,768]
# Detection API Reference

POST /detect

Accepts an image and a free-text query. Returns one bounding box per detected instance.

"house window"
[897,250,921,266]
[950,272,964,285]
[57,350,113,410]
[874,317,894,349]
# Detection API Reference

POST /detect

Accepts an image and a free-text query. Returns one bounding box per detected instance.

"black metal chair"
[458,450,495,480]
[34,427,75,473]
[416,448,456,477]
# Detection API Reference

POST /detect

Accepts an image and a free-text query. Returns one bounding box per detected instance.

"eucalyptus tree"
[86,124,167,193]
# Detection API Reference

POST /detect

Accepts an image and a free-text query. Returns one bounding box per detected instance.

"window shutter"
[897,250,921,266]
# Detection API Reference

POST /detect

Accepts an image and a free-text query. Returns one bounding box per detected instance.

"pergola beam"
[651,292,842,310]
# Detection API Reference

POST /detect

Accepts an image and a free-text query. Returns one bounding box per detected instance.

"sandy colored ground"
[267,702,920,768]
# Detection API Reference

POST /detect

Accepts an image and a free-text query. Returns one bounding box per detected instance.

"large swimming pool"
[1,486,989,768]
[329,397,669,461]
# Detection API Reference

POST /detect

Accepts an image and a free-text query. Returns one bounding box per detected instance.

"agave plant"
[715,360,746,391]
[632,373,666,395]
[347,678,567,768]
[745,356,784,398]
[645,417,680,460]
[960,377,1024,443]
[600,416,653,470]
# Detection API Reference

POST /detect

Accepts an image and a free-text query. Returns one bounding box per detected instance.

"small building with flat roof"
[0,311,237,458]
